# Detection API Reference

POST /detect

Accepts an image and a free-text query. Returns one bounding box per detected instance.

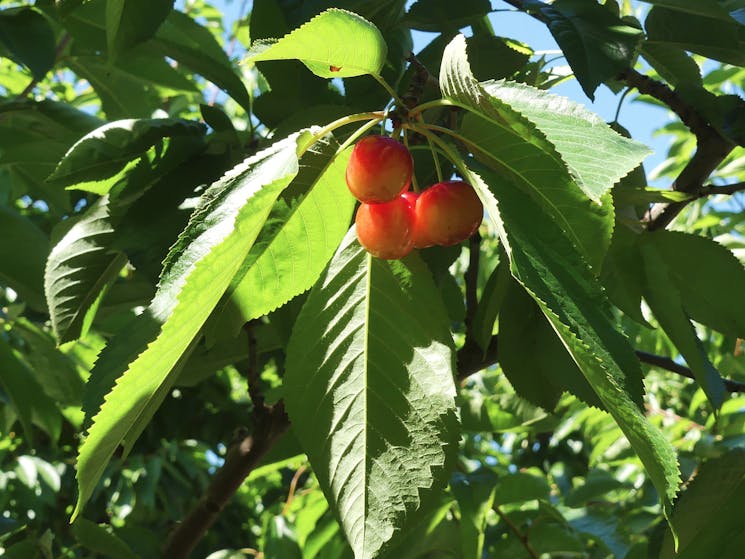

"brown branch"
[457,335,498,381]
[643,138,733,231]
[618,69,714,141]
[162,404,289,558]
[494,505,540,559]
[617,69,735,230]
[243,321,265,411]
[502,0,737,231]
[164,322,286,558]
[456,335,745,392]
[696,181,745,198]
[635,350,745,392]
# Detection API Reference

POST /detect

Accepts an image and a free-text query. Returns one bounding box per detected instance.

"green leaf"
[646,7,745,66]
[641,238,726,411]
[535,0,643,99]
[0,337,61,443]
[73,133,304,521]
[284,230,459,558]
[378,495,458,559]
[642,230,745,339]
[246,8,387,78]
[0,206,48,311]
[480,80,651,202]
[106,0,173,62]
[500,280,604,410]
[45,196,127,344]
[404,0,492,32]
[493,470,551,504]
[151,10,252,112]
[466,164,680,528]
[0,7,56,80]
[72,519,139,559]
[67,56,162,120]
[499,281,563,411]
[600,223,652,327]
[638,0,740,20]
[264,516,303,559]
[467,35,532,82]
[439,34,615,270]
[0,336,37,443]
[451,469,497,559]
[460,110,614,270]
[660,450,745,559]
[206,138,355,342]
[471,257,509,355]
[48,118,206,186]
[12,319,85,406]
[640,42,702,87]
[565,469,627,507]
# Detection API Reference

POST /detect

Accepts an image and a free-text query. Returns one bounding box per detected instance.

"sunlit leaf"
[284,230,459,558]
[246,8,387,78]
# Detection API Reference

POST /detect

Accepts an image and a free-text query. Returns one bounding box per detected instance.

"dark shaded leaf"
[0,7,56,80]
[537,0,643,99]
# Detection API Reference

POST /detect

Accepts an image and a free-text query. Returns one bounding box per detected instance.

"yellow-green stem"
[408,98,457,118]
[427,136,444,182]
[414,122,496,165]
[405,124,471,181]
[402,130,420,193]
[336,118,385,155]
[299,112,384,157]
[373,74,407,109]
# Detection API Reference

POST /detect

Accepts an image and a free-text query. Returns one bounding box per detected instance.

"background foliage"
[2,0,745,558]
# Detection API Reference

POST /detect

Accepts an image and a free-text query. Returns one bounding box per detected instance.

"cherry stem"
[373,74,408,110]
[427,136,444,182]
[406,124,472,184]
[335,117,385,156]
[408,98,457,118]
[414,122,497,167]
[299,112,384,157]
[402,130,421,193]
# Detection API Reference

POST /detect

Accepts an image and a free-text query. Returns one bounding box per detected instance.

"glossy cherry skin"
[346,135,413,203]
[415,180,483,246]
[355,195,415,259]
[401,191,429,249]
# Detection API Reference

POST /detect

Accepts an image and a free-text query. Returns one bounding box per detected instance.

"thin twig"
[618,70,733,230]
[618,69,716,141]
[244,321,266,412]
[494,505,540,559]
[281,464,308,516]
[696,181,745,198]
[636,350,745,392]
[455,335,745,392]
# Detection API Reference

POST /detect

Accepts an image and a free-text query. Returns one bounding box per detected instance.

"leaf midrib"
[361,250,372,555]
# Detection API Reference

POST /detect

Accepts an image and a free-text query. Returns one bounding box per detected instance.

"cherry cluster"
[346,135,484,259]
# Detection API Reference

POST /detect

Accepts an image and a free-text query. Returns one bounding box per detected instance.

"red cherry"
[355,195,415,259]
[346,136,413,203]
[415,180,483,246]
[400,191,431,249]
